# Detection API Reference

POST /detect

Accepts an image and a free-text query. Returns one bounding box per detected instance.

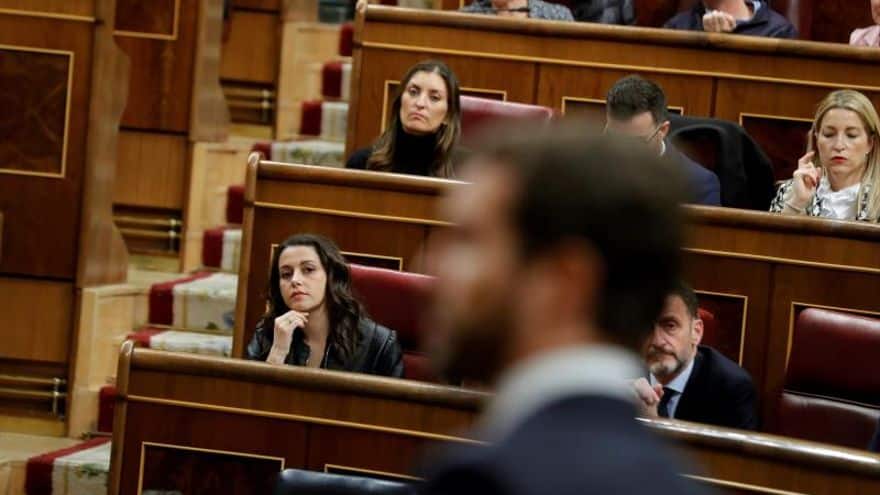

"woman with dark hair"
[246,233,404,377]
[346,60,461,178]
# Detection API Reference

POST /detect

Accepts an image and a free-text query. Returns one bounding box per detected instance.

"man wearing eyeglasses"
[605,75,721,206]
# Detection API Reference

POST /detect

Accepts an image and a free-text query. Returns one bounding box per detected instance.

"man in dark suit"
[422,124,709,494]
[633,281,758,430]
[605,75,721,206]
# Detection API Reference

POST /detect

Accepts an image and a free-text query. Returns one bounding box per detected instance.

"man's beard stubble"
[431,301,514,386]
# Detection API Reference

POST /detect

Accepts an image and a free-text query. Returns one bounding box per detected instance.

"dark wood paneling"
[114,130,188,209]
[233,0,281,11]
[116,0,200,133]
[115,0,177,36]
[0,49,69,175]
[0,15,92,279]
[0,277,73,363]
[220,10,279,84]
[537,65,712,117]
[119,401,309,495]
[111,345,880,495]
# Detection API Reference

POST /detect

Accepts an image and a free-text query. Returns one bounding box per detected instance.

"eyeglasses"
[603,123,663,144]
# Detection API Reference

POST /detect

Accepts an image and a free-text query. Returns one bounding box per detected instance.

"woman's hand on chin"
[266,310,309,364]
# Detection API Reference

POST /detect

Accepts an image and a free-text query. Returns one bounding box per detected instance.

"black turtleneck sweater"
[346,124,440,176]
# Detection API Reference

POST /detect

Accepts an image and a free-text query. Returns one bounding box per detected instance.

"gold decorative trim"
[361,41,880,93]
[253,201,452,227]
[114,0,181,40]
[738,112,813,126]
[125,394,484,445]
[380,79,508,133]
[0,44,73,179]
[683,247,880,276]
[562,96,684,117]
[324,463,422,481]
[694,289,748,365]
[685,474,807,495]
[137,441,285,494]
[342,250,405,271]
[0,8,96,23]
[784,301,880,369]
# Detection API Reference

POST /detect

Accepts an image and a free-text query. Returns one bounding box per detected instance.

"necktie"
[657,387,675,418]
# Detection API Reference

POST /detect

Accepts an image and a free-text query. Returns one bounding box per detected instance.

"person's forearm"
[266,345,288,365]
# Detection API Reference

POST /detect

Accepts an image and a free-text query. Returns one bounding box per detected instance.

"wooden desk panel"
[110,345,880,495]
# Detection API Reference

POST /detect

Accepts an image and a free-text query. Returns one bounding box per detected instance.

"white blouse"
[816,176,860,221]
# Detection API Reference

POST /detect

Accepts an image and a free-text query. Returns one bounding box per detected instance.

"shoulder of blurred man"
[460,0,574,21]
[676,345,759,430]
[870,418,880,452]
[571,0,635,25]
[664,142,721,206]
[421,395,708,495]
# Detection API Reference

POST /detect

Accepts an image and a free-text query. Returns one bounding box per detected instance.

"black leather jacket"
[246,317,404,378]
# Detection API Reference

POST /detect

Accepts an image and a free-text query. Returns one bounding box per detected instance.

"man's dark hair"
[668,280,700,319]
[475,121,686,350]
[606,75,669,125]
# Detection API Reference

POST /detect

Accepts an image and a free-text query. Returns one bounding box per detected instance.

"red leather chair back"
[349,264,437,382]
[460,95,554,145]
[776,308,880,449]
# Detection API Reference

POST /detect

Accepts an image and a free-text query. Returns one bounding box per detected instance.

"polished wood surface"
[110,343,485,495]
[234,162,880,435]
[0,0,129,426]
[114,131,188,210]
[347,6,880,169]
[232,158,460,357]
[77,0,129,287]
[115,0,199,133]
[190,0,230,142]
[0,0,95,18]
[220,9,279,84]
[111,344,880,494]
[0,278,73,364]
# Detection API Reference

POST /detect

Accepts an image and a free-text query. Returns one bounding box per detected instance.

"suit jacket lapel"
[673,348,704,420]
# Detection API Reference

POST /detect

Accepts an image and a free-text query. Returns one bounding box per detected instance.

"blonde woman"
[769,90,879,222]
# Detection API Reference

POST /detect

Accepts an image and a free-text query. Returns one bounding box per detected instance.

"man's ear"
[692,316,704,347]
[658,120,671,141]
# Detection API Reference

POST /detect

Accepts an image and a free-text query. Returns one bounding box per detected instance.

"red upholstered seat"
[322,61,343,99]
[226,184,244,225]
[776,308,880,449]
[338,22,354,57]
[460,95,554,145]
[349,264,438,382]
[300,100,323,136]
[148,273,213,325]
[251,141,272,160]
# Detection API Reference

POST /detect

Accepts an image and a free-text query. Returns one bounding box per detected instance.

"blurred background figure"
[850,0,880,47]
[422,122,709,494]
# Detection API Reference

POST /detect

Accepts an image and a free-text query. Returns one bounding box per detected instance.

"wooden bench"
[109,344,880,494]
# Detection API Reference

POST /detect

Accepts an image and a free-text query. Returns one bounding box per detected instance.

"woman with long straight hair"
[246,233,404,377]
[346,60,462,178]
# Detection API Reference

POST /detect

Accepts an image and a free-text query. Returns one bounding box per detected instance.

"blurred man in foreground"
[422,123,709,494]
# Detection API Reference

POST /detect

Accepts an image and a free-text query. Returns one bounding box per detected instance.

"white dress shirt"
[649,356,695,419]
[480,344,643,441]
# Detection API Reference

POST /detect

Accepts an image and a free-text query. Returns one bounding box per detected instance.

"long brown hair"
[366,60,461,178]
[807,90,880,220]
[259,234,363,365]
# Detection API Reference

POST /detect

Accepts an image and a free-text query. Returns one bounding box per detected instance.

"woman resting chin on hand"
[769,90,880,222]
[246,233,404,378]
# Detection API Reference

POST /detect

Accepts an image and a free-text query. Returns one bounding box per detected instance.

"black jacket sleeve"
[346,147,372,170]
[726,374,759,430]
[246,322,272,361]
[376,329,405,378]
